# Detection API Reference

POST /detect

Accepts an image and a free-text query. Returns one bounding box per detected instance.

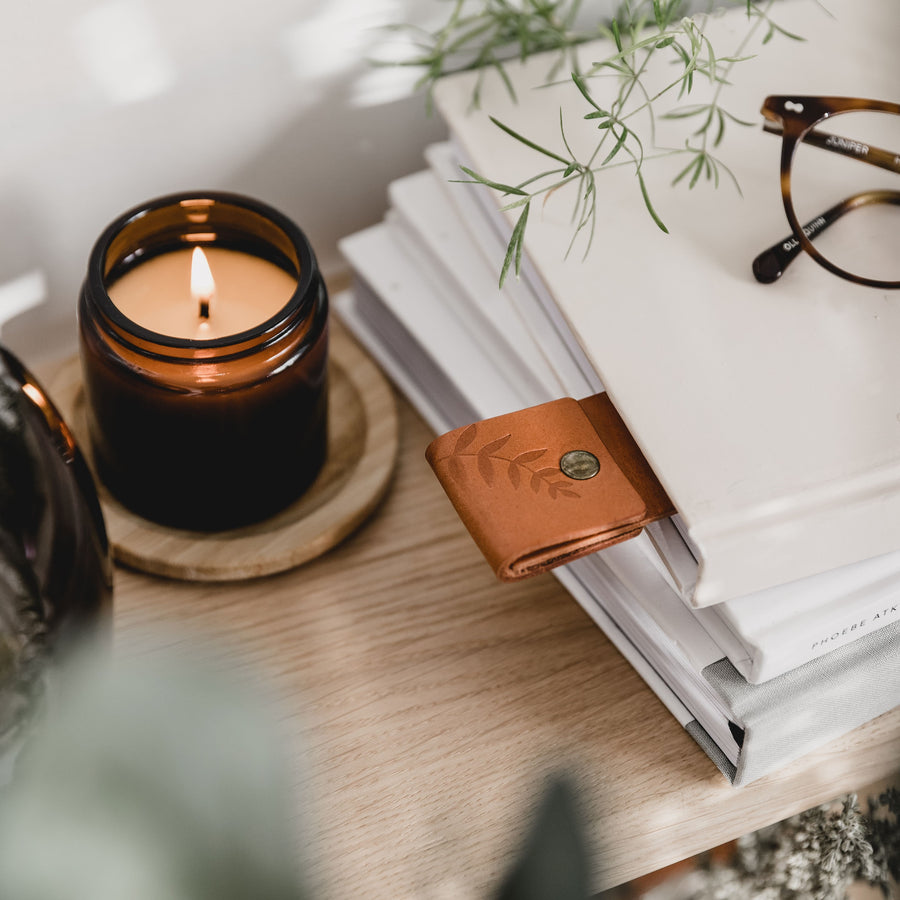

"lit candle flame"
[191,246,215,319]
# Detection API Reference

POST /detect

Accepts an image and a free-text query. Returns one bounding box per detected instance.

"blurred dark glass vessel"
[0,346,112,760]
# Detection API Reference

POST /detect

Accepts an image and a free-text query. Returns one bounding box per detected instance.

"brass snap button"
[560,450,600,480]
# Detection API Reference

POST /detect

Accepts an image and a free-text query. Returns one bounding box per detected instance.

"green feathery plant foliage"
[395,0,806,287]
[385,0,606,111]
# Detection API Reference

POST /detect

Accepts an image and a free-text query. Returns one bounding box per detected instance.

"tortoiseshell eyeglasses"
[752,95,900,288]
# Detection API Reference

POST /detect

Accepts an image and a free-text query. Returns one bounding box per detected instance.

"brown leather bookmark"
[425,394,676,581]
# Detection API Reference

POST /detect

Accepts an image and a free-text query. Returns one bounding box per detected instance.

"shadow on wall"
[0,0,449,365]
[228,85,449,282]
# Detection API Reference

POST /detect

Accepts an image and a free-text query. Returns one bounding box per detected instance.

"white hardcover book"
[336,217,900,784]
[344,140,900,685]
[421,139,900,684]
[386,170,562,401]
[423,142,601,398]
[339,221,520,422]
[696,547,900,683]
[429,0,900,606]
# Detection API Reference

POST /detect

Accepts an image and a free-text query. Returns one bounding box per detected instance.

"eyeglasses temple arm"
[763,120,900,175]
[752,189,900,284]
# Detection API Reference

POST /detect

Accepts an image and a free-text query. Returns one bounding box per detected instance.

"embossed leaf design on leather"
[478,452,495,485]
[548,482,580,499]
[481,434,512,455]
[513,450,547,464]
[443,425,578,498]
[512,449,545,490]
[478,434,512,486]
[454,423,478,453]
[532,468,559,493]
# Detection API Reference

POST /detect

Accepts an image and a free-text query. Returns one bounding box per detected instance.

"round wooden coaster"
[47,328,398,581]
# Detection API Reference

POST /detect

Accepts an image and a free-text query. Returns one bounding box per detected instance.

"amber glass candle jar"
[78,192,328,531]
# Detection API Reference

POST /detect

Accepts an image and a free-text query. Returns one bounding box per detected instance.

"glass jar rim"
[86,190,320,351]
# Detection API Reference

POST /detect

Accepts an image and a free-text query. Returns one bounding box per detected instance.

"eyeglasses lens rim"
[764,94,900,289]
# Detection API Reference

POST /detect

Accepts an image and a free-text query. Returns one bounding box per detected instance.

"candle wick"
[191,247,215,320]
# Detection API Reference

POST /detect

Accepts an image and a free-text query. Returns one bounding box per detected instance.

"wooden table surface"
[80,322,900,899]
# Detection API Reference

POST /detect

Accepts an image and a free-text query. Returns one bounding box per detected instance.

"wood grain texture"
[46,325,397,580]
[39,320,900,898]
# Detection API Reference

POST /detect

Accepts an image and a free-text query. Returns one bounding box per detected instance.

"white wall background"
[0,0,460,362]
[0,0,730,364]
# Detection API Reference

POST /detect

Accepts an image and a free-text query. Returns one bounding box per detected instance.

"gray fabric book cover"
[703,620,900,785]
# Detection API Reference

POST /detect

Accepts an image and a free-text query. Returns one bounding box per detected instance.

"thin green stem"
[390,0,815,285]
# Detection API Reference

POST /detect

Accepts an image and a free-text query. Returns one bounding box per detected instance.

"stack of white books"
[337,0,900,785]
